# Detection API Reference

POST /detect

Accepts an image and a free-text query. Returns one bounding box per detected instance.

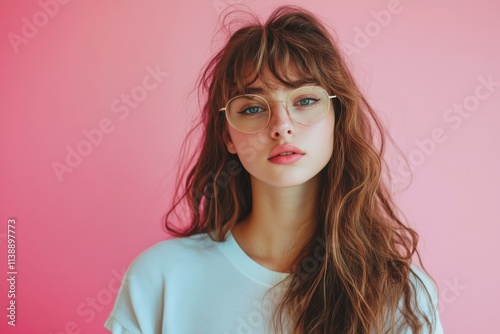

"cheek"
[309,115,334,160]
[231,132,269,161]
[316,130,334,157]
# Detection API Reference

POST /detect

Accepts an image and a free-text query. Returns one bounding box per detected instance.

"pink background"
[1,0,499,333]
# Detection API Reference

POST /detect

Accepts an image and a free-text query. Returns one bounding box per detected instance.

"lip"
[268,144,305,160]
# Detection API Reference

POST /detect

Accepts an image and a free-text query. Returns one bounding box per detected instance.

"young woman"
[105,5,443,334]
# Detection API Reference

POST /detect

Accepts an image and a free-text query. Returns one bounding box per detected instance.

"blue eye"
[238,106,265,115]
[297,98,319,106]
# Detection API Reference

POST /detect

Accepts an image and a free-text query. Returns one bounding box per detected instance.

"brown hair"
[164,5,437,333]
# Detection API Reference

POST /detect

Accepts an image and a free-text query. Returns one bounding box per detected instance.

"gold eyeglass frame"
[219,85,337,133]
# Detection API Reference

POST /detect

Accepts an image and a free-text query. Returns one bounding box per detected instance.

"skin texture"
[223,70,335,273]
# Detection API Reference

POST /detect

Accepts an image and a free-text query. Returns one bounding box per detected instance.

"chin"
[251,171,321,189]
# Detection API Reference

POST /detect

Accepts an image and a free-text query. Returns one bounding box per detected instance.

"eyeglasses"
[219,85,337,133]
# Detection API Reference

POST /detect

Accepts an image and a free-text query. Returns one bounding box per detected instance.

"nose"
[268,100,294,138]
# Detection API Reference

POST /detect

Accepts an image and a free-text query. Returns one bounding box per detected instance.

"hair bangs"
[226,25,324,97]
[265,34,321,89]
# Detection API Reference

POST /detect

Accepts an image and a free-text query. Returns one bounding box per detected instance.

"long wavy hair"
[163,5,437,334]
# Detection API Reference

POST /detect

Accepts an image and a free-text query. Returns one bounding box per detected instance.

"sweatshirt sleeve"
[104,244,166,334]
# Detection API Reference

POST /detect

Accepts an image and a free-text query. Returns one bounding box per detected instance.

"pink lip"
[268,144,305,164]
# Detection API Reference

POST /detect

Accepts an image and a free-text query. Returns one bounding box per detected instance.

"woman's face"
[223,70,335,189]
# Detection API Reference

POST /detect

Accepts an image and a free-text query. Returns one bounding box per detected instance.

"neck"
[231,175,319,273]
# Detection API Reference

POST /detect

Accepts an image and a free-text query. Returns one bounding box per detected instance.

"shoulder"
[408,264,439,304]
[407,264,444,334]
[134,233,216,261]
[123,233,217,282]
[105,233,223,333]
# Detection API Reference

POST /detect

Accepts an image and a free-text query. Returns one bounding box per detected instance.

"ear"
[223,130,237,154]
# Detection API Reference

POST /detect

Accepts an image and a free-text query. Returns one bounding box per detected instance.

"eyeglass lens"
[226,86,330,133]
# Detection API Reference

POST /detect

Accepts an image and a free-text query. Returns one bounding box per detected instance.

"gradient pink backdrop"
[1,0,499,333]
